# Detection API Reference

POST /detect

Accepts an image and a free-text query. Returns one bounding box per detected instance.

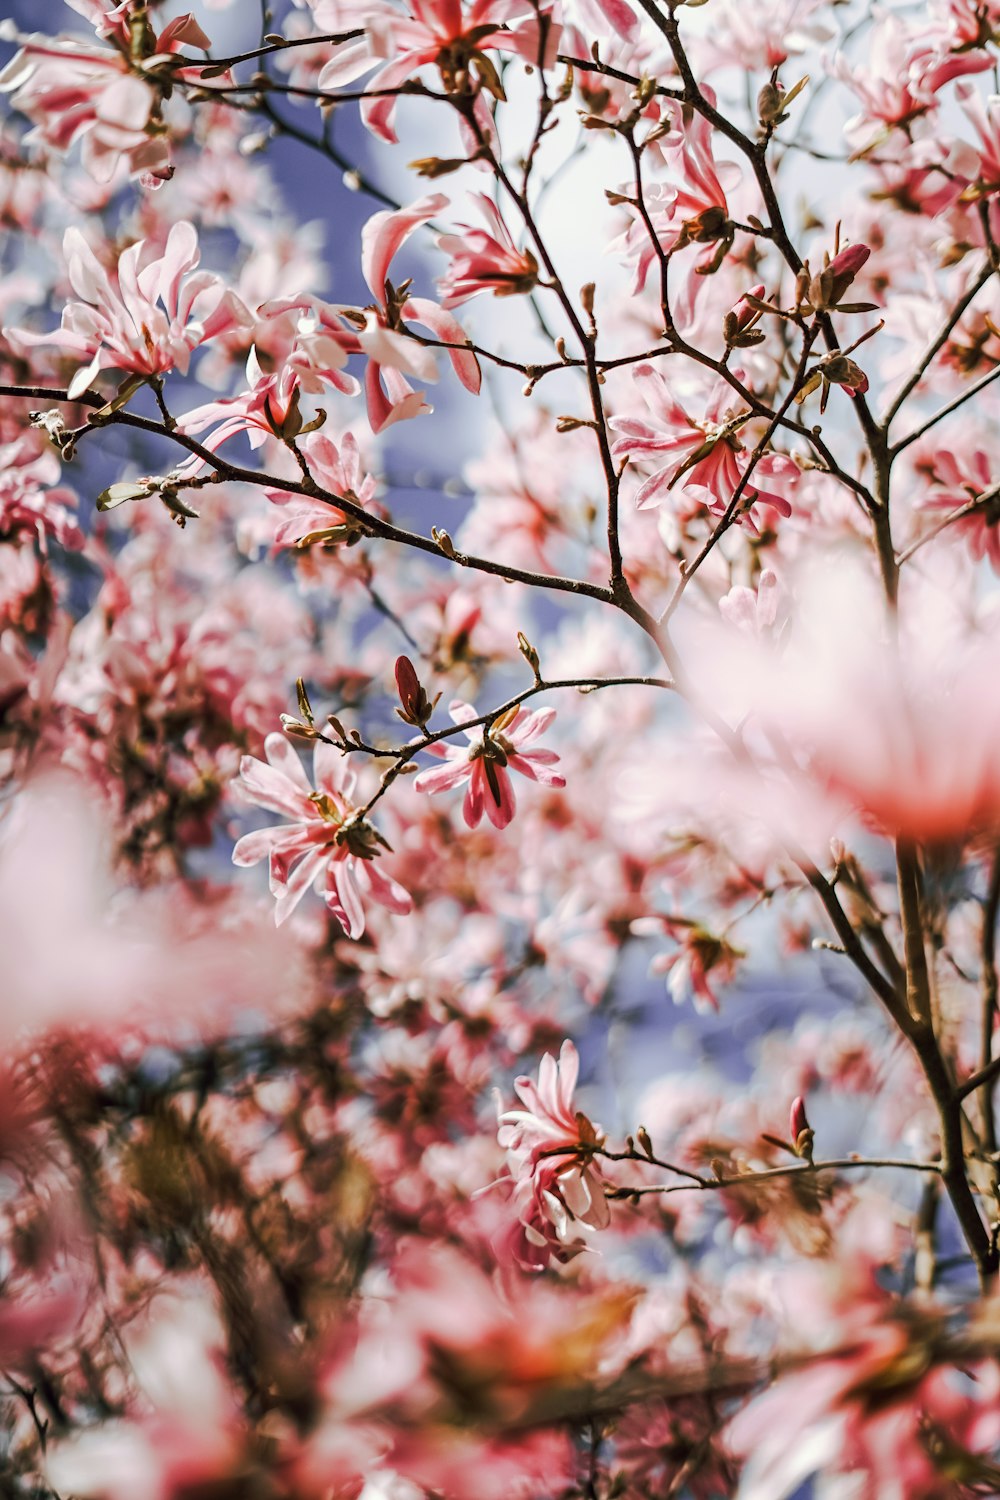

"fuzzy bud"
[431,526,456,558]
[517,631,541,678]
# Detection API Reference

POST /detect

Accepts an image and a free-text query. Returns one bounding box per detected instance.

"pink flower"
[435,196,539,307]
[747,563,1000,843]
[913,442,1000,573]
[829,12,992,154]
[954,82,1000,199]
[233,732,412,934]
[5,222,248,400]
[0,436,81,552]
[612,96,741,317]
[497,1040,610,1268]
[266,431,377,548]
[610,363,795,528]
[358,196,482,431]
[413,699,565,829]
[643,920,741,1013]
[176,306,360,467]
[316,0,560,145]
[0,10,213,185]
[728,1246,1000,1500]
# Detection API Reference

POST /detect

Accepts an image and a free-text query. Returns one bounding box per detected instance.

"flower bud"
[823,353,869,395]
[394,655,435,728]
[789,1096,808,1140]
[811,244,870,311]
[789,1096,814,1160]
[757,81,784,126]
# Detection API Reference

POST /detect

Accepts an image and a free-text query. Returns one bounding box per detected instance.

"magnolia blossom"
[358,196,482,430]
[728,1253,1000,1500]
[436,196,538,307]
[5,221,248,400]
[0,436,81,552]
[612,96,741,318]
[316,0,560,144]
[0,10,212,184]
[497,1040,610,1267]
[829,11,992,153]
[953,82,1000,199]
[913,443,1000,573]
[267,430,378,548]
[650,926,740,1013]
[610,363,796,528]
[233,732,412,934]
[739,565,1000,843]
[413,700,566,829]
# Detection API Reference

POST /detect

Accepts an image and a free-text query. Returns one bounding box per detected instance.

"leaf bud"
[296,677,315,725]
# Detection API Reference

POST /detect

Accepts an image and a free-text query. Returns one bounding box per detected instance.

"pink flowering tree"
[4,0,1000,1494]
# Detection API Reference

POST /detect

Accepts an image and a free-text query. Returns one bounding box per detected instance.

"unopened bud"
[790,1096,814,1160]
[394,655,435,727]
[823,353,868,394]
[409,155,468,179]
[757,81,783,126]
[517,631,541,677]
[431,526,456,558]
[790,1096,809,1140]
[280,714,320,741]
[295,677,315,725]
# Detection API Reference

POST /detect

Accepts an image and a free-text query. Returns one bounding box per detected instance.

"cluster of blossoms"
[3,0,1000,1497]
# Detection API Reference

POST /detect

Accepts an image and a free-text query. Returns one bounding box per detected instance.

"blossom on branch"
[314,0,561,144]
[0,7,214,185]
[610,363,796,528]
[266,430,378,549]
[435,195,539,307]
[497,1039,610,1268]
[357,195,482,430]
[233,733,412,933]
[5,221,248,400]
[413,699,565,829]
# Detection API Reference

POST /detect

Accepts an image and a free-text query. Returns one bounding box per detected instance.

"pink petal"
[403,297,481,394]
[327,860,366,939]
[361,193,446,301]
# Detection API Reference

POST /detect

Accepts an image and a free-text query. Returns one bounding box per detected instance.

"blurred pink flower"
[0,435,81,551]
[0,8,214,184]
[913,443,1000,573]
[0,775,300,1045]
[829,12,992,153]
